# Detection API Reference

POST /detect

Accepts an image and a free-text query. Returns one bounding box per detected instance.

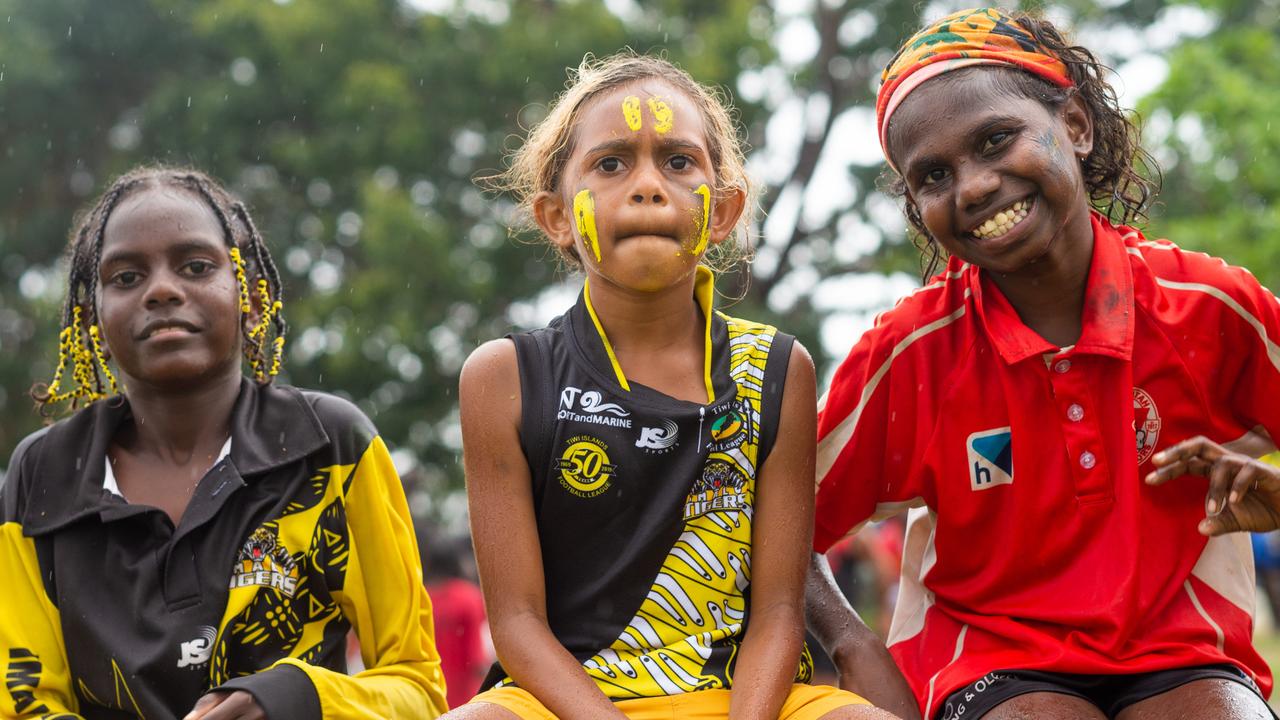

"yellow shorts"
[466,683,870,719]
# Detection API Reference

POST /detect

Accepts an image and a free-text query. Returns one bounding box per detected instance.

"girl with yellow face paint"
[453,53,907,720]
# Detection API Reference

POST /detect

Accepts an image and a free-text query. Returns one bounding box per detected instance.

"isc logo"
[967,427,1013,491]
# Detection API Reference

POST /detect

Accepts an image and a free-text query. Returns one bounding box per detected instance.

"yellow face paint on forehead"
[622,96,643,132]
[692,184,711,256]
[574,189,602,262]
[647,97,673,134]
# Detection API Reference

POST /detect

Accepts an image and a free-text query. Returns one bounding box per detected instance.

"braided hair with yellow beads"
[32,166,287,412]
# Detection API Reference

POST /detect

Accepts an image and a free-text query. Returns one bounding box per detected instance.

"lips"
[138,319,200,340]
[968,197,1034,241]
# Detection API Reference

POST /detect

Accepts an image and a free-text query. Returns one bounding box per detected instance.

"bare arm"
[728,342,816,720]
[460,339,626,720]
[805,552,920,719]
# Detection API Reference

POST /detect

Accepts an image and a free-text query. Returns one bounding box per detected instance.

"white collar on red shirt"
[970,211,1136,365]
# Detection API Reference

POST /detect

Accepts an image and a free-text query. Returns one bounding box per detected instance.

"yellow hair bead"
[88,325,119,396]
[269,336,284,378]
[230,247,252,314]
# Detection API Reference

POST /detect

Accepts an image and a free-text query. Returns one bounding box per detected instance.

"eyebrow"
[583,136,706,157]
[100,238,227,266]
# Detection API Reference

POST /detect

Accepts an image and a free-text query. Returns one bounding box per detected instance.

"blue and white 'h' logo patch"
[967,427,1013,491]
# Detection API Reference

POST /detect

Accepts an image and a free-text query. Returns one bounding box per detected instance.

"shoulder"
[460,338,519,393]
[286,386,380,459]
[835,262,974,377]
[1126,230,1280,321]
[2,426,52,522]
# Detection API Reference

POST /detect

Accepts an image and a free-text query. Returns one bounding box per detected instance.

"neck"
[584,270,703,356]
[986,210,1095,347]
[117,370,241,463]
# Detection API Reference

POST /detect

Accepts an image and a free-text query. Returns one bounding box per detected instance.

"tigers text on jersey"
[0,379,447,719]
[485,267,812,699]
[815,214,1279,719]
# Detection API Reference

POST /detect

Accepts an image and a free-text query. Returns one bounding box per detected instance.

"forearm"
[728,603,804,720]
[805,552,919,719]
[492,610,627,720]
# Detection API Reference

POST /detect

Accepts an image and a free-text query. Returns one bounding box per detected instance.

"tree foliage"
[1,0,1275,523]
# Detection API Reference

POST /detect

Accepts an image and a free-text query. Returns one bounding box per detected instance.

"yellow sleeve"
[274,435,448,718]
[0,522,83,719]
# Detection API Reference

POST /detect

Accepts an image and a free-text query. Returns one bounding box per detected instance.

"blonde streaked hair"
[494,51,755,273]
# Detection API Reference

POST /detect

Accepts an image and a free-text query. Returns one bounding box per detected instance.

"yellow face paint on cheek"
[692,184,711,256]
[622,96,643,132]
[647,97,673,134]
[574,189,602,263]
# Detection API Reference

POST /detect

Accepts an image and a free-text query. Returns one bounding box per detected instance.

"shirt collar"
[574,266,726,404]
[23,378,328,535]
[973,212,1135,365]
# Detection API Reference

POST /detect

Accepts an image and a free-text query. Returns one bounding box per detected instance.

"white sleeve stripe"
[1155,278,1280,376]
[815,291,970,486]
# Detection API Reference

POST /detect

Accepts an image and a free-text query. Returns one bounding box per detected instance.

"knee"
[439,704,523,720]
[819,705,910,720]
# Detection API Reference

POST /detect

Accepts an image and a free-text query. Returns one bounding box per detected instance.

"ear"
[532,190,576,255]
[1062,93,1094,160]
[707,185,747,246]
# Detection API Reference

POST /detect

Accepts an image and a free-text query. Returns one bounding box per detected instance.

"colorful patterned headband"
[876,7,1073,170]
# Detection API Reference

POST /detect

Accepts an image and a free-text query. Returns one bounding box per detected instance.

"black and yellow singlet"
[490,266,813,699]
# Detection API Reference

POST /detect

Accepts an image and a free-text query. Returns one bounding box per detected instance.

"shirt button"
[1067,404,1084,422]
[1080,451,1097,469]
[1054,359,1072,374]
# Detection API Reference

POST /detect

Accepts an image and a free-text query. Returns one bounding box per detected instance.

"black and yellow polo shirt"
[0,379,447,719]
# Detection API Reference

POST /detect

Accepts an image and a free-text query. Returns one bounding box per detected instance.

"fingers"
[194,691,265,720]
[1198,511,1242,537]
[1144,456,1213,486]
[184,692,228,720]
[1228,462,1267,506]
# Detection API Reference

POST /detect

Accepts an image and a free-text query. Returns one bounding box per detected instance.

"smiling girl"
[449,54,899,720]
[0,167,447,719]
[810,8,1280,720]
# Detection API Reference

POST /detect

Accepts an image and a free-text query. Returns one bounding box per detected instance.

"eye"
[183,259,215,276]
[669,155,692,171]
[984,130,1014,152]
[110,270,141,288]
[597,156,622,173]
[921,167,949,186]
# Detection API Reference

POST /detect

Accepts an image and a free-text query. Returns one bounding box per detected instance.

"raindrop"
[67,26,72,38]
[319,42,324,53]
[187,96,192,108]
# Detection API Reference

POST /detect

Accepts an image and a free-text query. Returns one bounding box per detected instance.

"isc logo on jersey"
[177,626,217,669]
[636,419,679,454]
[967,427,1013,491]
[557,435,618,498]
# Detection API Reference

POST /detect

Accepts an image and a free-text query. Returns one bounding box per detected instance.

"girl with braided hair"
[809,8,1280,720]
[1,166,447,719]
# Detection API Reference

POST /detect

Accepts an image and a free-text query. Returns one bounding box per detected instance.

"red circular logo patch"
[1133,387,1161,465]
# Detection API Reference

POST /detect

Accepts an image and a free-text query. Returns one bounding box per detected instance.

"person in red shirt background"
[422,529,492,709]
[808,7,1280,720]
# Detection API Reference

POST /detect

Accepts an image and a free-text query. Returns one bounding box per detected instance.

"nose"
[628,162,668,206]
[142,270,184,308]
[955,161,1000,211]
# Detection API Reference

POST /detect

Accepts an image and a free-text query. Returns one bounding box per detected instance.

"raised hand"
[1146,436,1280,536]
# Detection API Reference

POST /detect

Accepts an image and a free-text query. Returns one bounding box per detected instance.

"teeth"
[972,200,1030,240]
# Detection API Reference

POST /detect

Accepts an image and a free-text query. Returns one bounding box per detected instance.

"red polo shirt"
[815,213,1277,718]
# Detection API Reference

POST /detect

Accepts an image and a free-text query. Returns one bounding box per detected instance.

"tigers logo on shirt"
[229,526,300,596]
[967,427,1013,491]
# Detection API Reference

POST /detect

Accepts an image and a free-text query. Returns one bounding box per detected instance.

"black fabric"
[220,664,321,720]
[484,290,793,690]
[0,379,373,720]
[936,664,1276,720]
